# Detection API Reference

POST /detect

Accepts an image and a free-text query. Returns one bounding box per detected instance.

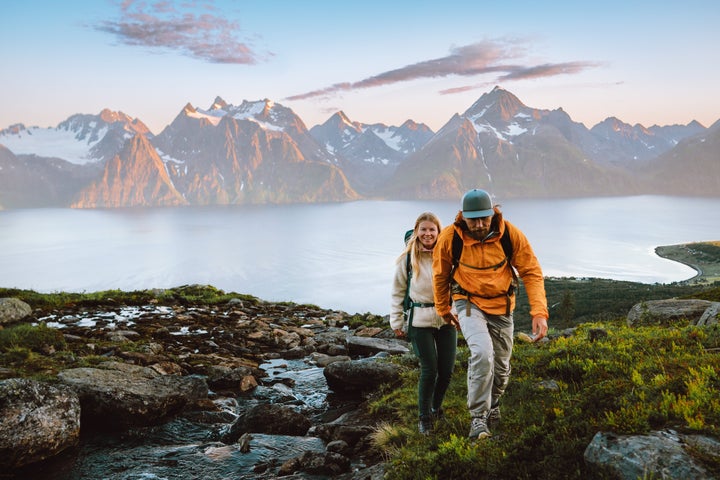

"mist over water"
[1,196,717,315]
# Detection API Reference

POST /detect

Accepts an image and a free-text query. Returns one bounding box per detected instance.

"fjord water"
[1,196,718,315]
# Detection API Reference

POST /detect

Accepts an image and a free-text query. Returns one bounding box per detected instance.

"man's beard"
[467,229,488,241]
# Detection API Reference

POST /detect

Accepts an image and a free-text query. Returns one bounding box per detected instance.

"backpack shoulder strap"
[500,226,513,261]
[451,230,463,269]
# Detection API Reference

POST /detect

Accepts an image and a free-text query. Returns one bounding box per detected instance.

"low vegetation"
[365,242,720,479]
[369,316,720,479]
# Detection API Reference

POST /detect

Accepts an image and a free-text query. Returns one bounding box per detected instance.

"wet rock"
[326,439,349,454]
[0,378,81,469]
[312,424,375,451]
[335,462,386,480]
[56,361,208,429]
[0,298,32,325]
[201,364,258,391]
[309,352,352,367]
[346,336,410,356]
[279,451,351,476]
[324,358,402,393]
[222,403,312,442]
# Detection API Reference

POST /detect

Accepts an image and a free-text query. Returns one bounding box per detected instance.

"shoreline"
[656,251,703,283]
[655,241,720,285]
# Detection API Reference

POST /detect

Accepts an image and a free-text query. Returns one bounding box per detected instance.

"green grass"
[368,319,720,480]
[0,284,260,310]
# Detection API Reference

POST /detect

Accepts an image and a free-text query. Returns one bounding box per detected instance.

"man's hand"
[393,328,406,338]
[443,313,461,331]
[532,316,548,341]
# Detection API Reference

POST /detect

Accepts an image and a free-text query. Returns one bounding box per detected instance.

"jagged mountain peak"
[592,117,653,138]
[183,103,197,114]
[464,86,528,122]
[325,111,363,133]
[210,96,229,111]
[58,110,149,134]
[399,119,425,131]
[98,109,129,124]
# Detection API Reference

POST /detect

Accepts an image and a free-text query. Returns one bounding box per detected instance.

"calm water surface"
[1,196,718,314]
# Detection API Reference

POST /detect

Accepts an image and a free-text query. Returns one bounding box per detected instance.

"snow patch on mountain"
[186,108,224,126]
[372,129,403,152]
[0,126,106,165]
[472,122,507,141]
[505,123,528,136]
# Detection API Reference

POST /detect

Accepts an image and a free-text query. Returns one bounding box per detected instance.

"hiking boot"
[418,418,433,435]
[430,407,445,422]
[468,416,491,439]
[487,405,501,429]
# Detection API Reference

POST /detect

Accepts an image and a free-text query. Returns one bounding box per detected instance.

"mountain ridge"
[0,87,717,208]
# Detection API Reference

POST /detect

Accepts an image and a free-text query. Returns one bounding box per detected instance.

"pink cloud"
[287,40,600,101]
[96,0,264,64]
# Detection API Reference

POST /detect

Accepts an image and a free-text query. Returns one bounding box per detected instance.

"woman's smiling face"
[417,220,439,249]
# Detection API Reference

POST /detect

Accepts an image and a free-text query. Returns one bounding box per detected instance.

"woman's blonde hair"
[397,211,442,275]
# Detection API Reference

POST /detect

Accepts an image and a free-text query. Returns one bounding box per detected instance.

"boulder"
[626,299,715,327]
[56,361,208,429]
[0,378,81,469]
[584,430,720,479]
[323,359,401,393]
[346,336,410,357]
[697,302,720,326]
[221,403,312,443]
[279,450,351,476]
[0,298,32,325]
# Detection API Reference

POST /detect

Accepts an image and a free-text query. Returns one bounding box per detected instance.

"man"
[432,188,549,439]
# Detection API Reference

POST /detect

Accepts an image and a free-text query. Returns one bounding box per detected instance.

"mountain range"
[0,87,718,209]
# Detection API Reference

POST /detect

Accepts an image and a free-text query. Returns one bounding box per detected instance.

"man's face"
[463,214,493,240]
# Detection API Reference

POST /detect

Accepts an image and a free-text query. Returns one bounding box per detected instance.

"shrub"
[0,322,66,353]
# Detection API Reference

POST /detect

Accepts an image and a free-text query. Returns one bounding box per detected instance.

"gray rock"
[346,335,410,357]
[221,403,311,442]
[309,352,352,367]
[57,361,208,429]
[697,302,720,326]
[626,299,713,327]
[323,359,401,393]
[584,430,719,479]
[0,378,81,469]
[279,450,350,477]
[0,297,32,325]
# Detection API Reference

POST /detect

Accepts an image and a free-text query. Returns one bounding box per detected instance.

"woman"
[390,212,457,435]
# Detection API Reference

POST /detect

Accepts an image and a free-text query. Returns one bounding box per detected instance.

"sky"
[1,0,719,135]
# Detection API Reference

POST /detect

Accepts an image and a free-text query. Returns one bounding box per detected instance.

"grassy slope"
[371,241,720,479]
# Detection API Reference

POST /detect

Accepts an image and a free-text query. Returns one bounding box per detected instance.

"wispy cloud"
[287,40,600,101]
[95,0,265,64]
